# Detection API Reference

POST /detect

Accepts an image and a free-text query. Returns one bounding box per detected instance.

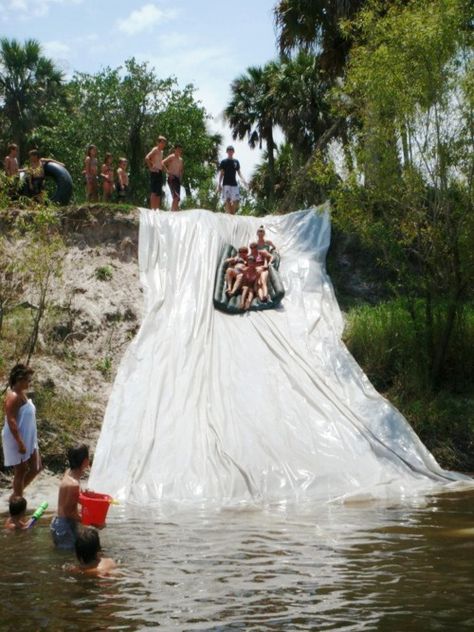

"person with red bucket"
[50,444,91,550]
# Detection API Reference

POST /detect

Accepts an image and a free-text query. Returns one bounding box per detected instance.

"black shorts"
[168,175,181,201]
[150,171,163,195]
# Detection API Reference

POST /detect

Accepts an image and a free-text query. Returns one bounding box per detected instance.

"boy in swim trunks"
[116,158,129,200]
[163,144,184,211]
[50,444,90,550]
[145,135,167,210]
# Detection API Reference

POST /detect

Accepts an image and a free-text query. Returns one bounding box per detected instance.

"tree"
[36,59,220,205]
[328,0,474,390]
[274,0,365,76]
[224,63,279,203]
[0,38,65,161]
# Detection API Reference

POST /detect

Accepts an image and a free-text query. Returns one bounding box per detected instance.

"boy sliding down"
[240,256,259,310]
[50,444,90,550]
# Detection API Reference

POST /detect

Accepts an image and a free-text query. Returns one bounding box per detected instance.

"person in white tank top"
[2,364,41,498]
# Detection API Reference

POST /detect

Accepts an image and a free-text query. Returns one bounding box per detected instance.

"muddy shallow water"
[1,481,474,631]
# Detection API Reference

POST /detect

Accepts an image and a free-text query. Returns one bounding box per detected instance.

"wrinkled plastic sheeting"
[89,205,471,505]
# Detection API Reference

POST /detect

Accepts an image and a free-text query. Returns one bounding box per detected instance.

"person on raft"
[239,255,260,310]
[255,225,277,253]
[249,242,273,302]
[225,247,249,296]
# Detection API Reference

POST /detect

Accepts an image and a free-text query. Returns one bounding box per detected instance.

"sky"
[1,0,280,176]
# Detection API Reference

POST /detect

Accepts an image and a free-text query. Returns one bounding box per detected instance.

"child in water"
[50,444,90,550]
[74,527,117,577]
[4,496,29,531]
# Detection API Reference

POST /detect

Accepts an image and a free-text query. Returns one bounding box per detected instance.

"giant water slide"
[89,206,470,504]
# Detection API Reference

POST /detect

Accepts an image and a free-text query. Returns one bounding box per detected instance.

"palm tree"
[274,0,365,77]
[224,63,279,202]
[0,38,64,160]
[272,50,335,160]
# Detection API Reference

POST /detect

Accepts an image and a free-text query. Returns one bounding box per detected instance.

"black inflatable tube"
[19,161,73,205]
[213,245,285,314]
[43,161,73,205]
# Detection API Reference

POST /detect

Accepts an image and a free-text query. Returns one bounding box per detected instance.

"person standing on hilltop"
[162,143,184,211]
[4,143,19,177]
[2,364,42,499]
[145,135,167,210]
[218,145,247,214]
[84,144,99,202]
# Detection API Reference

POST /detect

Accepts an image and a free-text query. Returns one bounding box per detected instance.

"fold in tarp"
[89,205,471,504]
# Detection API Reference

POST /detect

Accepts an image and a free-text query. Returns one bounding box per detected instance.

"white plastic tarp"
[89,206,470,504]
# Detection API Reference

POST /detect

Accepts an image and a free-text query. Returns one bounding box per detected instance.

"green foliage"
[33,58,220,206]
[324,0,474,389]
[34,383,96,471]
[95,265,113,282]
[95,356,112,378]
[0,38,66,161]
[345,300,474,469]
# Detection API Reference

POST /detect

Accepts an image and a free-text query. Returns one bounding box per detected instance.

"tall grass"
[344,300,474,470]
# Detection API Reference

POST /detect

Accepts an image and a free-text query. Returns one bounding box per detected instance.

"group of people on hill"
[142,136,246,213]
[3,143,63,202]
[84,145,129,203]
[2,363,117,577]
[3,138,247,213]
[225,225,277,310]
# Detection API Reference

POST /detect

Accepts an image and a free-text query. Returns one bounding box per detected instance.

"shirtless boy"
[4,143,19,177]
[116,158,129,200]
[84,145,99,202]
[240,255,259,310]
[73,527,117,577]
[145,136,167,210]
[50,444,90,550]
[101,152,114,202]
[162,144,184,211]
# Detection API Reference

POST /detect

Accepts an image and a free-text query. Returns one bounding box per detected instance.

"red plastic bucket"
[79,491,112,527]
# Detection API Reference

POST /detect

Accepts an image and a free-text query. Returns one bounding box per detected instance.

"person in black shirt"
[218,145,247,214]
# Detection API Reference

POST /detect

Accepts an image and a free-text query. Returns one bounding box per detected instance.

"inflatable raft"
[213,244,285,314]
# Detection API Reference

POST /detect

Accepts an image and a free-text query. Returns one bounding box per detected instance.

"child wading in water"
[101,152,114,202]
[73,527,117,577]
[84,144,98,202]
[4,496,30,531]
[50,444,90,550]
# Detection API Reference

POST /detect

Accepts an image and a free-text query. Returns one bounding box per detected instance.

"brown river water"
[1,480,474,631]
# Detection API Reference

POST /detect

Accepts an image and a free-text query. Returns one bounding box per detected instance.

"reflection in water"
[1,491,474,631]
